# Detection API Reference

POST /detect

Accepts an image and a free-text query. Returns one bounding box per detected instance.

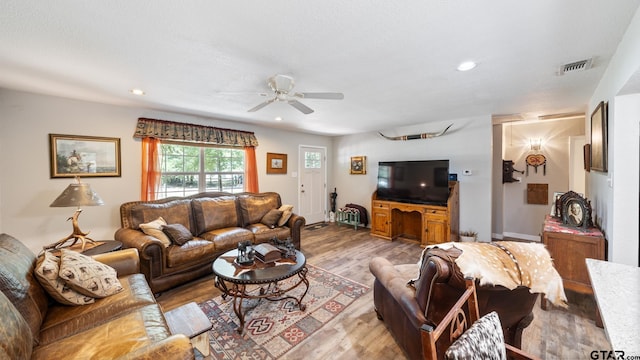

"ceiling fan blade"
[288,100,314,114]
[247,98,276,112]
[295,92,344,100]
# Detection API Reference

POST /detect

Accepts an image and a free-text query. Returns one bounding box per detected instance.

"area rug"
[197,264,369,359]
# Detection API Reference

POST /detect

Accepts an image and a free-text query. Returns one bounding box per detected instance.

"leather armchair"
[370,246,539,360]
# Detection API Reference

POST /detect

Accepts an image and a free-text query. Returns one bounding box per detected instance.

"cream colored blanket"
[417,241,567,307]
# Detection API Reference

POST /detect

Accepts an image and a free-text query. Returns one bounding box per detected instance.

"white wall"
[0,89,331,253]
[501,118,585,240]
[587,6,640,265]
[331,116,494,241]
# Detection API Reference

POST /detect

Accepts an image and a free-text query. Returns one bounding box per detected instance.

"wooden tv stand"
[371,181,459,246]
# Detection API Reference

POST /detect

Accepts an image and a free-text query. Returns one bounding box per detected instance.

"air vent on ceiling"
[558,58,593,75]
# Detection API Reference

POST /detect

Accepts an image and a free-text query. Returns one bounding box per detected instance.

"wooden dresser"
[541,215,606,313]
[371,181,459,246]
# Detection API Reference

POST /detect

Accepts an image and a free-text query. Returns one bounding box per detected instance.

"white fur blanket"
[415,241,567,307]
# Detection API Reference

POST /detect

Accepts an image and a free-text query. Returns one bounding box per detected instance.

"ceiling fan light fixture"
[457,61,477,72]
[274,116,283,121]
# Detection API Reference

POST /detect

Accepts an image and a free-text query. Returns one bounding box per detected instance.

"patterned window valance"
[133,117,258,146]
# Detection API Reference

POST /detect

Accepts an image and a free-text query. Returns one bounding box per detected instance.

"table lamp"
[46,177,104,251]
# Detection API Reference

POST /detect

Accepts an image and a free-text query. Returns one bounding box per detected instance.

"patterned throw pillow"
[261,209,283,228]
[277,204,294,227]
[58,249,123,298]
[162,223,194,245]
[34,251,95,306]
[139,217,172,247]
[444,311,506,360]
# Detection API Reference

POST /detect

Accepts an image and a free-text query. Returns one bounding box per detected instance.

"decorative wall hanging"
[50,134,121,178]
[526,183,548,204]
[525,154,547,175]
[350,156,366,174]
[266,153,287,174]
[590,101,608,172]
[378,124,452,141]
[502,160,524,183]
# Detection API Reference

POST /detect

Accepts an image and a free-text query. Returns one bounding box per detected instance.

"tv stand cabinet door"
[371,201,391,238]
[423,213,448,246]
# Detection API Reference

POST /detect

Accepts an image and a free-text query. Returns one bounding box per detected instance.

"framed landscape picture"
[590,101,608,173]
[266,152,287,174]
[49,134,121,178]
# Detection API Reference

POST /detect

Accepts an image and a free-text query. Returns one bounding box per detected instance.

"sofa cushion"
[0,291,33,359]
[58,249,123,298]
[139,217,172,247]
[261,209,283,228]
[199,227,254,253]
[165,238,218,268]
[278,204,294,227]
[0,233,49,345]
[445,311,506,360]
[34,251,95,306]
[162,224,194,245]
[130,199,194,235]
[31,304,173,360]
[38,273,157,345]
[238,193,281,226]
[192,196,239,234]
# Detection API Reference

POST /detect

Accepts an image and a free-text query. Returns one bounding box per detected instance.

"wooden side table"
[540,215,605,326]
[81,240,122,256]
[164,302,212,357]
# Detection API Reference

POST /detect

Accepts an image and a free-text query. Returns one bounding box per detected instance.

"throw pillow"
[261,209,283,228]
[58,249,123,298]
[277,204,294,227]
[162,223,194,245]
[139,217,172,247]
[34,251,95,306]
[444,311,507,360]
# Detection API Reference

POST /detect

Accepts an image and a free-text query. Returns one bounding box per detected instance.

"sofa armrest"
[92,248,140,276]
[286,213,306,249]
[114,334,194,360]
[370,257,428,329]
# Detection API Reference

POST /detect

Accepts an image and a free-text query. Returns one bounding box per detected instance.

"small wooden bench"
[164,302,212,357]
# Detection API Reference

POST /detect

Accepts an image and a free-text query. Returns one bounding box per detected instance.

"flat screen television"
[376,160,450,206]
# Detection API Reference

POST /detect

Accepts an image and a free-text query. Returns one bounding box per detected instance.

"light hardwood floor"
[157,223,611,359]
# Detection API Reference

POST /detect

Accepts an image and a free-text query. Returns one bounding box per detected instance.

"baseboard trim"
[502,232,541,242]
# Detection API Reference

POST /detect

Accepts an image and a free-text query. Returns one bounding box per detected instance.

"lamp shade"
[50,182,104,208]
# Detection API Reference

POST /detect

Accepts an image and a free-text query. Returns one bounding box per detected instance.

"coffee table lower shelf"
[214,267,309,334]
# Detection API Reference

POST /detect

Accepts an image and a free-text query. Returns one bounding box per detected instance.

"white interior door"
[299,146,326,224]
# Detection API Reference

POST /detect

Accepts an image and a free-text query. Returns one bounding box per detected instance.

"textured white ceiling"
[1,1,639,135]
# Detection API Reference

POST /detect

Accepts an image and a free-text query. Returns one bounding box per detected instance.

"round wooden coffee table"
[212,248,309,333]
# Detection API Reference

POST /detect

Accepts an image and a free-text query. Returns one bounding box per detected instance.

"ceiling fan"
[248,74,344,114]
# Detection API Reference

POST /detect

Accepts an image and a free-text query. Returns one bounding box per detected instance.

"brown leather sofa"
[0,233,194,360]
[115,191,305,293]
[369,246,539,360]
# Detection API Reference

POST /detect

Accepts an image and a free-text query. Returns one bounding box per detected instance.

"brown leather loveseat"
[0,233,194,359]
[369,245,541,360]
[115,191,305,293]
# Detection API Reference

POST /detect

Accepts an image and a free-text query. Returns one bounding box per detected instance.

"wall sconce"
[530,138,542,151]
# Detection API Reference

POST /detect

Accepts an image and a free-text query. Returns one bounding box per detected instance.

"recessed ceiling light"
[457,61,477,72]
[130,88,145,96]
[274,117,283,121]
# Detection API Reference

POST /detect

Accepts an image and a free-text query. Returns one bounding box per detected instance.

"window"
[304,151,322,169]
[156,143,244,199]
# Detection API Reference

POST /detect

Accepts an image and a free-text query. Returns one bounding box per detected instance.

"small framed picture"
[49,134,121,178]
[266,152,287,174]
[350,156,366,175]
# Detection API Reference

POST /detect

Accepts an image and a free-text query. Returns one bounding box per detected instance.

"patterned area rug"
[197,264,369,359]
